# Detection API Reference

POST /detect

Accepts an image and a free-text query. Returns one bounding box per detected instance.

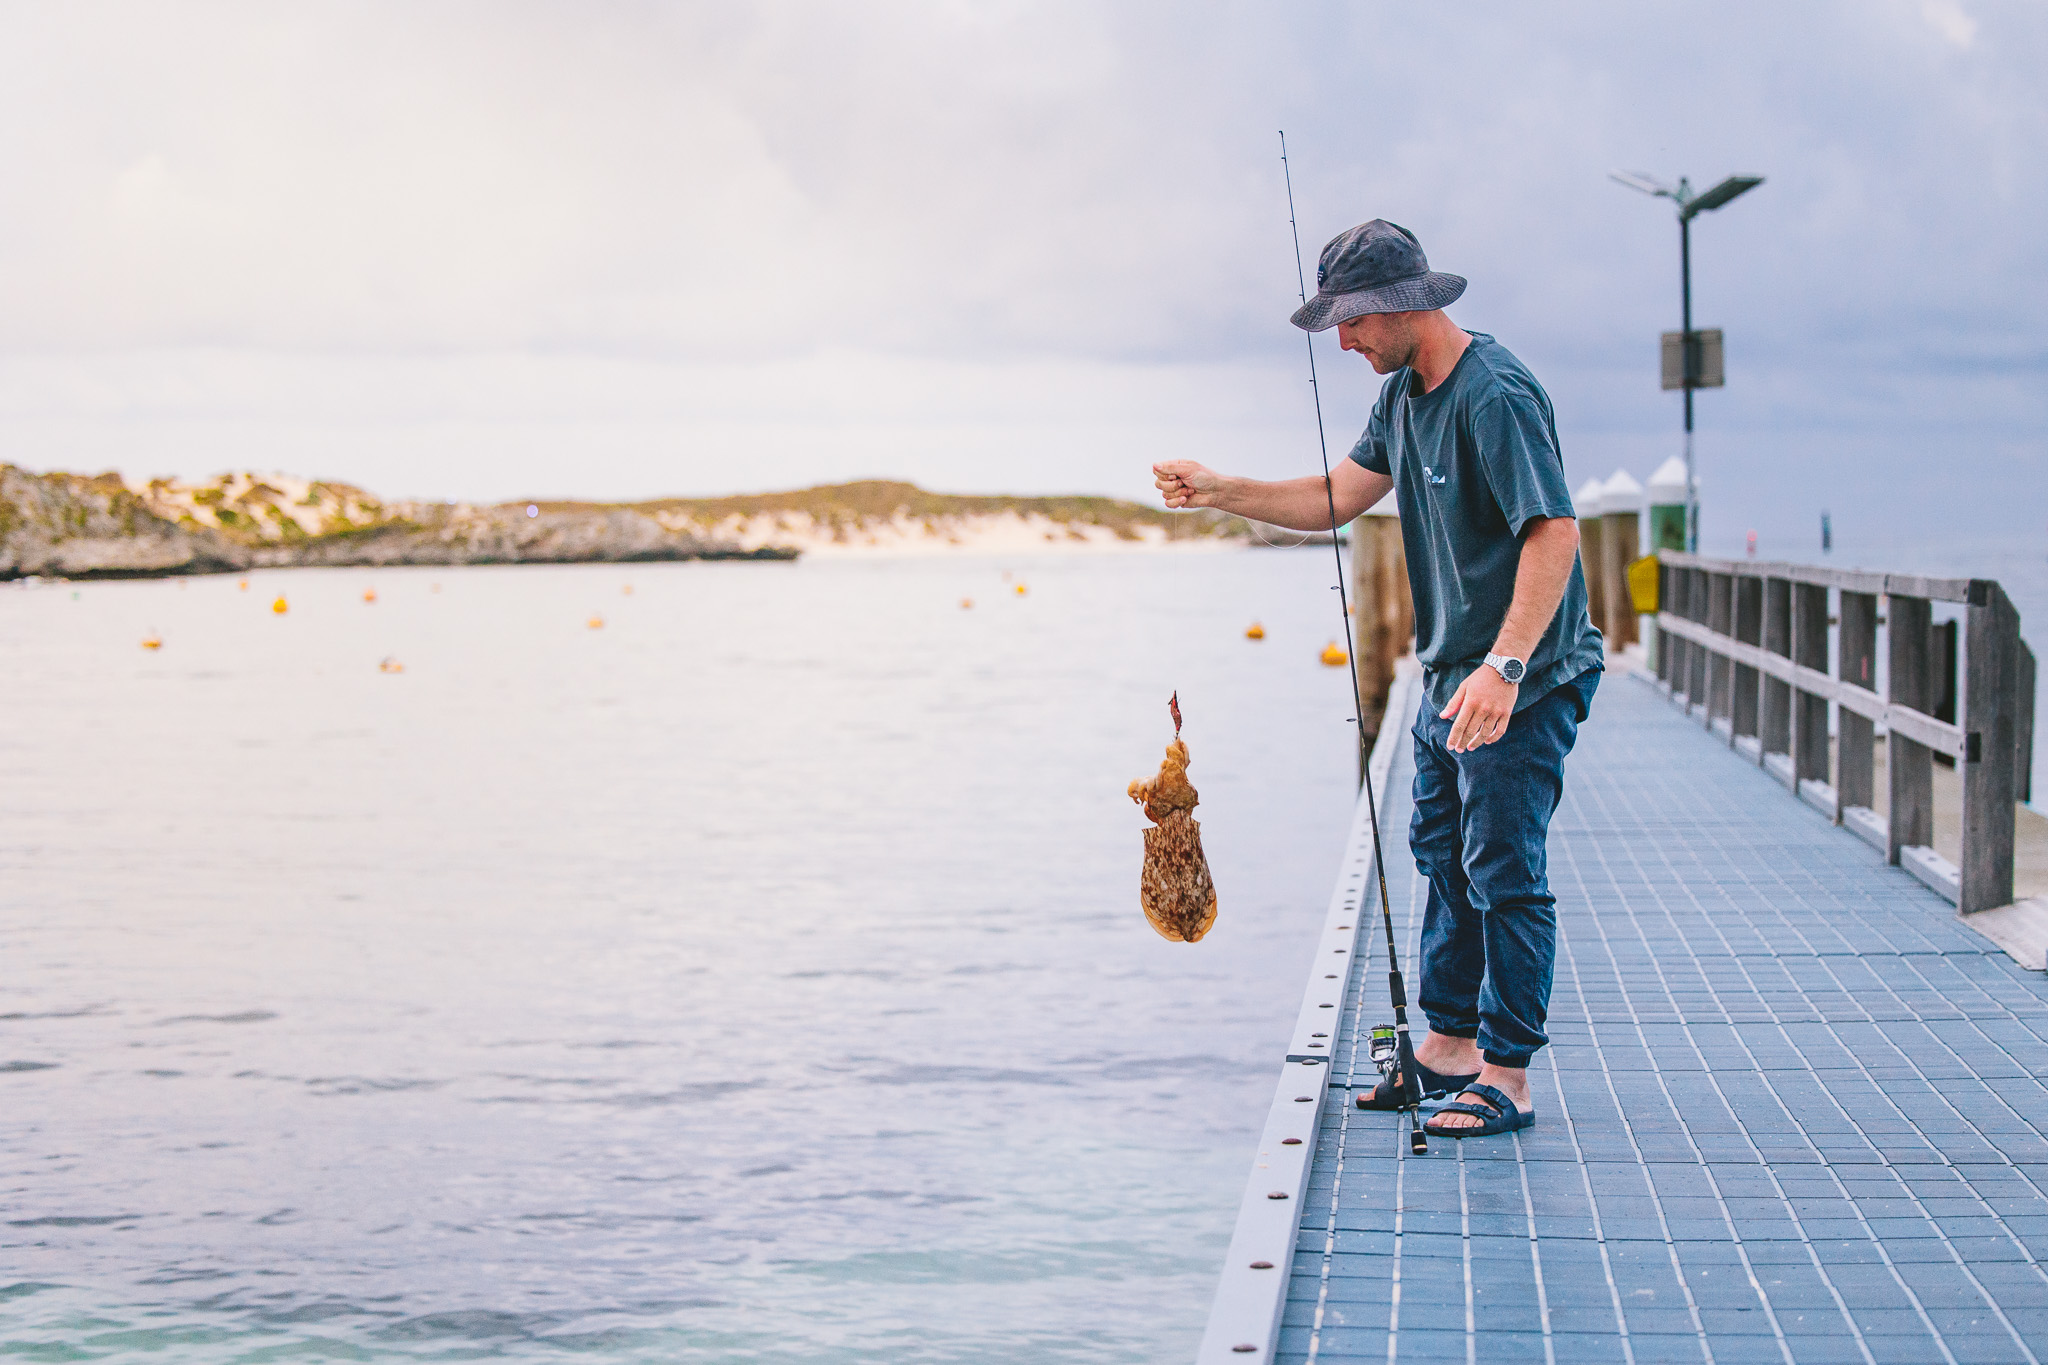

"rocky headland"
[0,467,1256,579]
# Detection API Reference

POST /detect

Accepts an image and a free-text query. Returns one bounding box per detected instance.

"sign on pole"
[1660,329,1724,390]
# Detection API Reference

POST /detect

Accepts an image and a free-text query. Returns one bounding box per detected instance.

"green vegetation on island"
[1,469,1260,579]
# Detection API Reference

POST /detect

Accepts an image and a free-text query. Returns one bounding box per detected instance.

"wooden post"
[1733,574,1761,744]
[1689,568,1711,719]
[1662,560,1679,699]
[1791,582,1830,789]
[1667,564,1688,697]
[1837,591,1878,818]
[1761,575,1792,767]
[1670,566,1688,699]
[1578,505,1607,646]
[1960,580,2020,913]
[1707,571,1734,735]
[1349,513,1412,746]
[1655,560,1673,685]
[2019,641,2036,806]
[1600,510,1640,649]
[1886,594,1935,866]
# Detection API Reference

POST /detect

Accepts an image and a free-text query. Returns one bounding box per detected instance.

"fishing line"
[1240,516,1314,549]
[1279,130,1429,1155]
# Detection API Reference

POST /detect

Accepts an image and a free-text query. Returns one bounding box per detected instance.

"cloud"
[1923,0,1979,48]
[0,0,2041,547]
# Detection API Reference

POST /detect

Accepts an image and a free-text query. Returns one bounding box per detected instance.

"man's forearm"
[1201,474,1342,530]
[1206,468,1392,531]
[1491,517,1579,659]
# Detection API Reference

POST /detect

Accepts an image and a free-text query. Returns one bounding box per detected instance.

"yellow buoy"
[378,656,404,674]
[1320,642,1348,667]
[272,596,289,615]
[622,584,634,596]
[1246,622,1265,640]
[1014,583,1028,596]
[362,588,377,604]
[960,597,974,609]
[588,614,605,630]
[238,579,249,591]
[141,634,163,651]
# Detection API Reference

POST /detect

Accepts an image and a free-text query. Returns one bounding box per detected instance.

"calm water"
[1,552,1363,1363]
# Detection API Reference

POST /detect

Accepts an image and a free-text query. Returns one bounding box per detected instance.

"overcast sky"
[0,0,2041,554]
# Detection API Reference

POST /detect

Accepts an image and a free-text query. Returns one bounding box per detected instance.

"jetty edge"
[1196,657,1422,1362]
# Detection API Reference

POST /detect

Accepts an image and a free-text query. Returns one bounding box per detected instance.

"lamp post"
[1609,171,1763,552]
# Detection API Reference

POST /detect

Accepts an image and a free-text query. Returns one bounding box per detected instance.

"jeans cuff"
[1427,1023,1479,1040]
[1482,1049,1532,1069]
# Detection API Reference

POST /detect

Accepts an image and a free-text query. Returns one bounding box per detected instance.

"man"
[1154,220,1602,1138]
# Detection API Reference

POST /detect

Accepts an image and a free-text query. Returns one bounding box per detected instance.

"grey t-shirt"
[1348,332,1603,715]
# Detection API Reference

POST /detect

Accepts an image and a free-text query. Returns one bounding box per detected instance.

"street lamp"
[1610,170,1763,551]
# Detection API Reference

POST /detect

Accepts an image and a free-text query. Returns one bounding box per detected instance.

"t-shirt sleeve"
[1474,391,1575,534]
[1346,418,1389,474]
[1347,403,1391,475]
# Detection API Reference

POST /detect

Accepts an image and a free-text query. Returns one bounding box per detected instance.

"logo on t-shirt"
[1421,466,1448,487]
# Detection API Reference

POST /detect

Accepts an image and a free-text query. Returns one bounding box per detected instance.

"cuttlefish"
[1127,693,1218,943]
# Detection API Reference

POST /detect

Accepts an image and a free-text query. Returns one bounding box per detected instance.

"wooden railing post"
[1688,568,1711,717]
[1886,594,1935,866]
[1761,575,1792,773]
[1646,556,1662,687]
[1791,582,1831,790]
[1960,581,2021,913]
[2020,642,2037,807]
[1672,566,1694,701]
[1707,571,1734,737]
[1733,575,1762,749]
[1837,590,1878,821]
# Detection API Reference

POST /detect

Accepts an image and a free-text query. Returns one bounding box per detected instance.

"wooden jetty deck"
[1201,664,2048,1364]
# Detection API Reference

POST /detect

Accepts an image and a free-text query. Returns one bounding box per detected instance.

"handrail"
[1650,551,2033,914]
[1658,550,1984,605]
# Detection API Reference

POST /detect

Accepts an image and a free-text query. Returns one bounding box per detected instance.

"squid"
[1127,693,1219,943]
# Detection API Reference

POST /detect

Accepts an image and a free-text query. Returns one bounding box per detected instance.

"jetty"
[1202,553,2046,1363]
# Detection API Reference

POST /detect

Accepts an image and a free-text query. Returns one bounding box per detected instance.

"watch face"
[1499,657,1525,682]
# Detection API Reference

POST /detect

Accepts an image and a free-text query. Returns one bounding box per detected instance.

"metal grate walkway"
[1283,671,2048,1365]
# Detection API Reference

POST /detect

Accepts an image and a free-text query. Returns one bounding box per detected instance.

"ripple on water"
[0,555,1364,1362]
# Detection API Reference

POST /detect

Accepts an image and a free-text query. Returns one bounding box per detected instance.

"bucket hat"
[1290,220,1466,331]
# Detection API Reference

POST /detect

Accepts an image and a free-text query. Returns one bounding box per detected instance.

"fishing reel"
[1368,1024,1400,1079]
[1365,1022,1430,1154]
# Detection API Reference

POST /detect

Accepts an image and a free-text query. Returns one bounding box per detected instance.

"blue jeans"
[1409,667,1599,1069]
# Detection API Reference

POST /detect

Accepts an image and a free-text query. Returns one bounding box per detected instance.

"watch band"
[1484,652,1526,684]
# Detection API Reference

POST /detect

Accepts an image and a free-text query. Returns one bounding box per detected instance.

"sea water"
[0,552,1363,1363]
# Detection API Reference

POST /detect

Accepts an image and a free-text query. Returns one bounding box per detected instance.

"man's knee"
[1459,837,1550,914]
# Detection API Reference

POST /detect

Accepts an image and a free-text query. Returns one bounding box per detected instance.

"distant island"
[0,467,1262,579]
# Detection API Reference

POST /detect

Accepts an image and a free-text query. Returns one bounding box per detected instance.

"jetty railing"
[1652,550,2036,914]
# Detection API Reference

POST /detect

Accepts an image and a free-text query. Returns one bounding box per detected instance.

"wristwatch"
[1483,653,1526,684]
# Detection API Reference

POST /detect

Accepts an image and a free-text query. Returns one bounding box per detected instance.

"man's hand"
[1440,665,1518,753]
[1153,460,1226,509]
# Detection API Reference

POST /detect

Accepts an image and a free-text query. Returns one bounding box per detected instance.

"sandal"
[1354,1059,1481,1111]
[1424,1083,1534,1138]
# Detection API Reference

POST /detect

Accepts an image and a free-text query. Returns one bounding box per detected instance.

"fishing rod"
[1279,131,1428,1156]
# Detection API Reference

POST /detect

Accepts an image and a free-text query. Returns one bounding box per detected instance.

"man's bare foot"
[1429,1063,1531,1132]
[1412,1031,1482,1078]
